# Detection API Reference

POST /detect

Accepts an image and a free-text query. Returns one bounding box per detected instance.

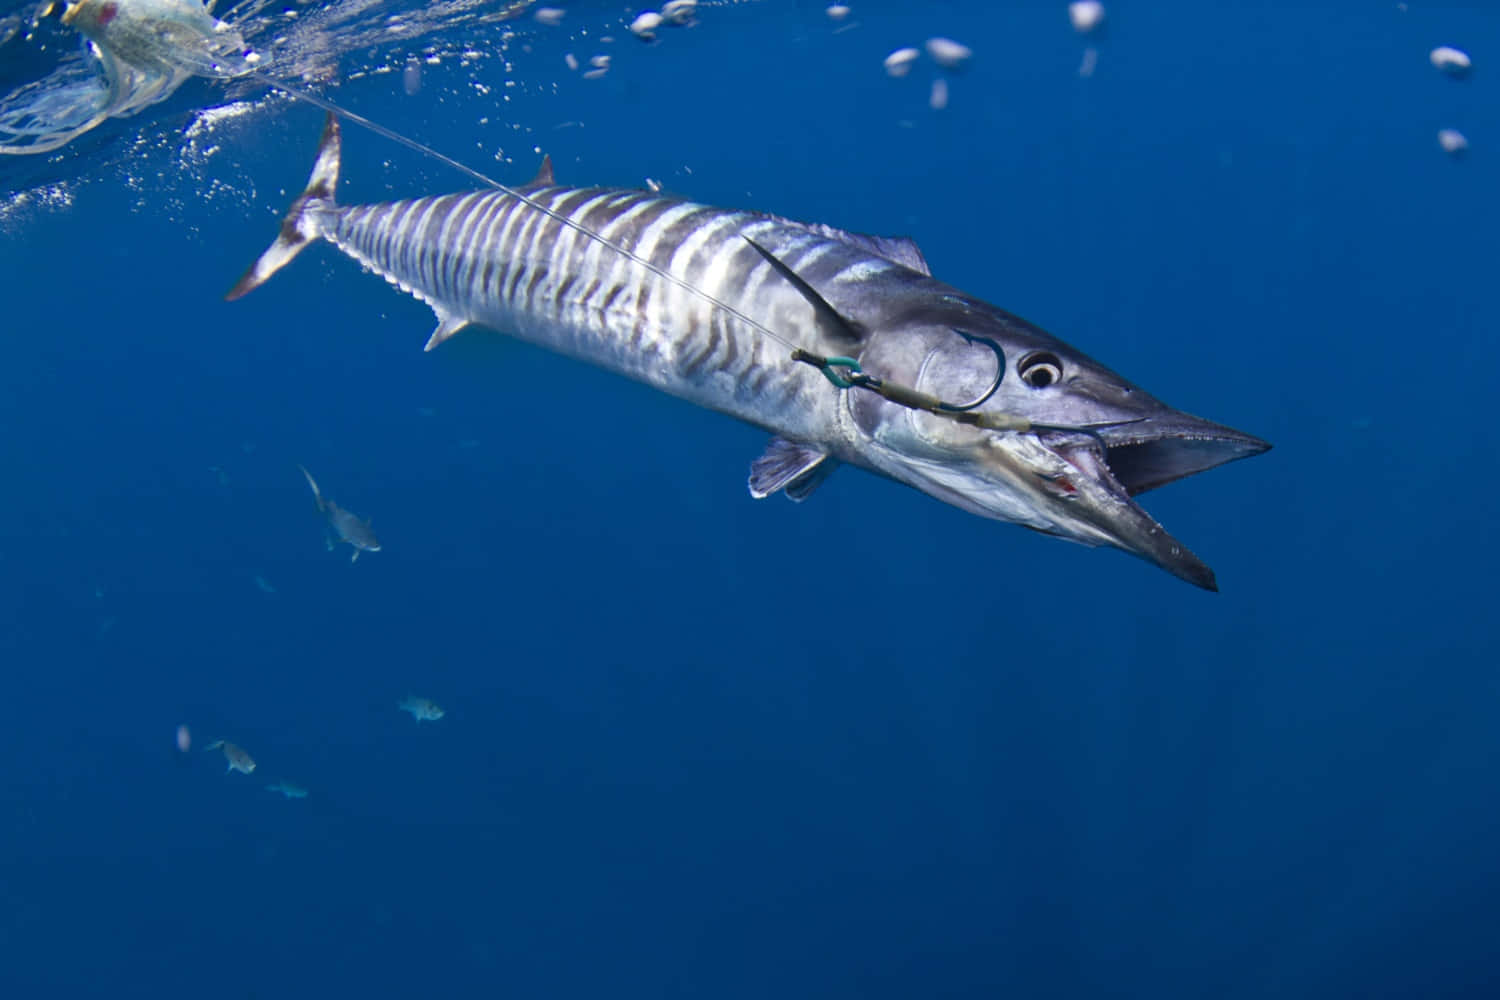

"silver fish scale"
[321,184,906,439]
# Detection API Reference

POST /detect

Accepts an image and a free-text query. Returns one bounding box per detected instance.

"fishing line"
[249,71,802,356]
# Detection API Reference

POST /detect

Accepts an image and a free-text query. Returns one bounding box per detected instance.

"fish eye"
[1018,352,1063,389]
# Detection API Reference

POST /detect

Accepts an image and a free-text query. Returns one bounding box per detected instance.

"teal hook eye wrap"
[818,355,863,389]
[792,350,865,390]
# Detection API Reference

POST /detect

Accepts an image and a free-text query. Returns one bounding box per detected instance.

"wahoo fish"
[233,116,1268,589]
[297,464,380,562]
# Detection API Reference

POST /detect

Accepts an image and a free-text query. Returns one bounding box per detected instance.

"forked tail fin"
[225,114,342,300]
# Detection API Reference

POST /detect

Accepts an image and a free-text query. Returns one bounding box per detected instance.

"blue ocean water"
[2,1,1498,996]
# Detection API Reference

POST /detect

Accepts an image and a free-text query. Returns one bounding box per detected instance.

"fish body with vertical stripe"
[231,116,1269,589]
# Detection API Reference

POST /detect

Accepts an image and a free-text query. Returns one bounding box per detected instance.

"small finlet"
[423,313,471,352]
[749,437,831,499]
[529,154,555,187]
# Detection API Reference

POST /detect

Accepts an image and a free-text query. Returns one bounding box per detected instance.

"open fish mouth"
[1041,413,1271,591]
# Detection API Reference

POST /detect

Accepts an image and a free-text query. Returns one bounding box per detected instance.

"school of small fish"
[177,460,448,800]
[185,678,447,800]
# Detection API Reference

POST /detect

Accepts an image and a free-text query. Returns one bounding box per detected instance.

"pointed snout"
[1091,409,1270,590]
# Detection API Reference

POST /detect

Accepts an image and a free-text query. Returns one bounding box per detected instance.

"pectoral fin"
[744,238,865,344]
[785,458,839,502]
[749,437,832,500]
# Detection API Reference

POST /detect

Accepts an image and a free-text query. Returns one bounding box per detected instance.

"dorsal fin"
[768,215,931,276]
[830,230,929,276]
[530,154,555,187]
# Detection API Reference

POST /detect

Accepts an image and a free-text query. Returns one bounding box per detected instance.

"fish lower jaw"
[865,444,1062,532]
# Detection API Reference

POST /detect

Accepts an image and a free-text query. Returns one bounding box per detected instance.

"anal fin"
[749,437,833,500]
[424,312,471,352]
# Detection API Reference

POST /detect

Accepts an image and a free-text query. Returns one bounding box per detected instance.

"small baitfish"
[234,116,1268,589]
[265,781,308,799]
[399,696,444,723]
[297,464,380,562]
[203,739,256,774]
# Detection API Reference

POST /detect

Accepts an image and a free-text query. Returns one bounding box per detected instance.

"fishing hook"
[935,329,1004,412]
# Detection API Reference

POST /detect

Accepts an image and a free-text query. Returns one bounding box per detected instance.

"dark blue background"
[2,2,1497,996]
